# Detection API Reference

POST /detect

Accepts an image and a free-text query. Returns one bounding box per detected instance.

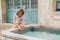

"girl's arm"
[20,17,25,25]
[13,19,19,27]
[13,19,23,30]
[13,15,19,27]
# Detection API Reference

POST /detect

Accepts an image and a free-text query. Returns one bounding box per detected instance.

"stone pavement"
[0,23,13,40]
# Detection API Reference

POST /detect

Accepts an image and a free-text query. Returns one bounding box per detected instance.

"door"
[30,0,38,24]
[6,0,38,24]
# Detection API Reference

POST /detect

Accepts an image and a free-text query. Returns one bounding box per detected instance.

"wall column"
[38,0,50,26]
[0,0,2,23]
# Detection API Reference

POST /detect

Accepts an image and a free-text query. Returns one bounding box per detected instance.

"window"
[22,0,29,9]
[31,0,38,8]
[8,0,20,9]
[8,0,38,9]
[8,0,13,9]
[14,0,20,9]
[56,0,60,11]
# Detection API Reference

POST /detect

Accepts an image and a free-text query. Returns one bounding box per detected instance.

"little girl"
[13,9,24,30]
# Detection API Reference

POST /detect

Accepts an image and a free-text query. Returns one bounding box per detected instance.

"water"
[24,31,60,40]
[11,27,60,40]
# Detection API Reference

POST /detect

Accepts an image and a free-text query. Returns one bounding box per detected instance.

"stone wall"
[1,0,6,23]
[1,0,60,28]
[0,0,2,23]
[38,0,60,28]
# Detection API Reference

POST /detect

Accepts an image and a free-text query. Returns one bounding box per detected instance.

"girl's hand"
[18,25,22,30]
[18,24,24,30]
[20,24,24,28]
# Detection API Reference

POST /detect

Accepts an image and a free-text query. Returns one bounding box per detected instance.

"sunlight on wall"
[38,0,60,28]
[1,0,6,23]
[0,0,2,23]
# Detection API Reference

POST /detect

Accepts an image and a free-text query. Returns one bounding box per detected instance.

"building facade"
[1,0,60,28]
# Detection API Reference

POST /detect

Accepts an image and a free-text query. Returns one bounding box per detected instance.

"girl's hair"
[16,9,24,16]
